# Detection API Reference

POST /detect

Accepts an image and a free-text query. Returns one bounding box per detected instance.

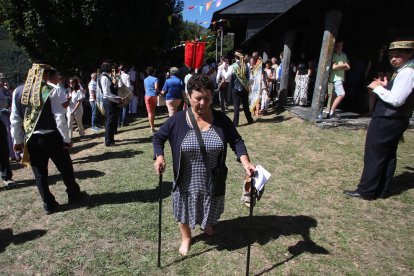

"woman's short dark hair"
[187,74,214,95]
[100,62,112,73]
[146,66,154,76]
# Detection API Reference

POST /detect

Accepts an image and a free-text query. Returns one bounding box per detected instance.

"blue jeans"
[118,105,129,126]
[89,100,97,128]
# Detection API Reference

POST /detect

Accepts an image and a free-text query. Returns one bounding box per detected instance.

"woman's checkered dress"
[173,122,225,229]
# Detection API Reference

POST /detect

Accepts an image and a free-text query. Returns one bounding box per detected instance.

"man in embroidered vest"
[344,39,414,200]
[10,64,88,214]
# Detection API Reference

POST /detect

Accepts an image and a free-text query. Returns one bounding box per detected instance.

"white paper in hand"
[254,165,271,191]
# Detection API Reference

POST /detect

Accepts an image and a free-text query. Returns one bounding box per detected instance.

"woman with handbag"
[153,74,256,256]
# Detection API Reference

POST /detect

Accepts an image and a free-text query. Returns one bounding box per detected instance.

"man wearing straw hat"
[10,63,87,214]
[344,39,414,200]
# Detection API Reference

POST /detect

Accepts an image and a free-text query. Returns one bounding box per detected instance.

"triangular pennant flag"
[216,0,222,7]
[199,5,203,15]
[188,6,194,10]
[206,1,212,11]
[167,15,172,26]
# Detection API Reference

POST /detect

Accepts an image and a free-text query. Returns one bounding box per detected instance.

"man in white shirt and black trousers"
[344,39,414,200]
[10,64,87,214]
[98,61,122,146]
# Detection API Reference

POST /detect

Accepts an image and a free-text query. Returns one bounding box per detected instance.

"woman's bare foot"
[179,238,191,256]
[204,225,214,236]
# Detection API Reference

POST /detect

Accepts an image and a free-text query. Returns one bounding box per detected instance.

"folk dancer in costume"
[10,64,88,214]
[344,40,414,200]
[97,62,122,147]
[222,50,254,127]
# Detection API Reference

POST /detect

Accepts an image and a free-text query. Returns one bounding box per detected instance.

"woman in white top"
[67,78,85,138]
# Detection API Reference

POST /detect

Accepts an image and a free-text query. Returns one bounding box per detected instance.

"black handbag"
[188,108,228,197]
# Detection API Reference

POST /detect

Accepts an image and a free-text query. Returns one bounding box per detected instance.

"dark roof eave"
[239,13,285,47]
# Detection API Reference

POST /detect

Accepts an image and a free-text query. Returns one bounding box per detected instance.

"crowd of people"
[0,38,413,257]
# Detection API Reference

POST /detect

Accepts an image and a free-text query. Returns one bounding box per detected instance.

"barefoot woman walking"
[153,74,255,256]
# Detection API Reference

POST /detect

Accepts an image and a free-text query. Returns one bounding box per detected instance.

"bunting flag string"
[168,0,230,25]
[206,1,212,11]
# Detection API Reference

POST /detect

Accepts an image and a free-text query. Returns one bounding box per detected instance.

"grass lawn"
[1,108,413,275]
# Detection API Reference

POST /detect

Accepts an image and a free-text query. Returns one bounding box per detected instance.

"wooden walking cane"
[246,175,255,276]
[157,173,163,268]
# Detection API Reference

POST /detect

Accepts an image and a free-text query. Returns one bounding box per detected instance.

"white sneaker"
[4,179,16,188]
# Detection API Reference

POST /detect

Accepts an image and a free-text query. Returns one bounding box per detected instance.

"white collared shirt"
[10,82,71,144]
[119,71,132,91]
[100,73,119,102]
[216,63,231,83]
[88,79,97,101]
[373,61,414,107]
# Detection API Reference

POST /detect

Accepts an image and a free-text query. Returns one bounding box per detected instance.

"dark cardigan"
[153,108,248,195]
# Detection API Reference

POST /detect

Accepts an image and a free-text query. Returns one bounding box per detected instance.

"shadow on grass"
[163,246,218,268]
[0,169,105,191]
[116,137,153,145]
[191,215,328,274]
[116,122,164,134]
[72,149,143,164]
[256,115,294,124]
[72,131,105,142]
[60,181,173,211]
[0,228,47,253]
[71,141,101,154]
[390,168,414,197]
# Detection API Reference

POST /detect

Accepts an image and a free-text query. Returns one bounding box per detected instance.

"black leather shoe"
[378,191,392,199]
[44,201,60,215]
[343,190,375,200]
[68,191,89,205]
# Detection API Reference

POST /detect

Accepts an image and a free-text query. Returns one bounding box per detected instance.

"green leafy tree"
[204,31,234,62]
[0,0,184,77]
[0,27,31,88]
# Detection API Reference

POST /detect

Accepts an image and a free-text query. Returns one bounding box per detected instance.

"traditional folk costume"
[223,52,253,127]
[10,64,83,213]
[98,71,120,146]
[348,41,414,199]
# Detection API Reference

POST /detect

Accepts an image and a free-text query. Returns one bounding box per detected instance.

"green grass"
[1,109,413,275]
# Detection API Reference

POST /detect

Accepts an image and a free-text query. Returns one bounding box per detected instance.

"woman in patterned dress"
[153,74,256,256]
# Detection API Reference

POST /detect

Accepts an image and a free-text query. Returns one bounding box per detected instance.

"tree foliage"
[0,27,31,88]
[0,0,184,76]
